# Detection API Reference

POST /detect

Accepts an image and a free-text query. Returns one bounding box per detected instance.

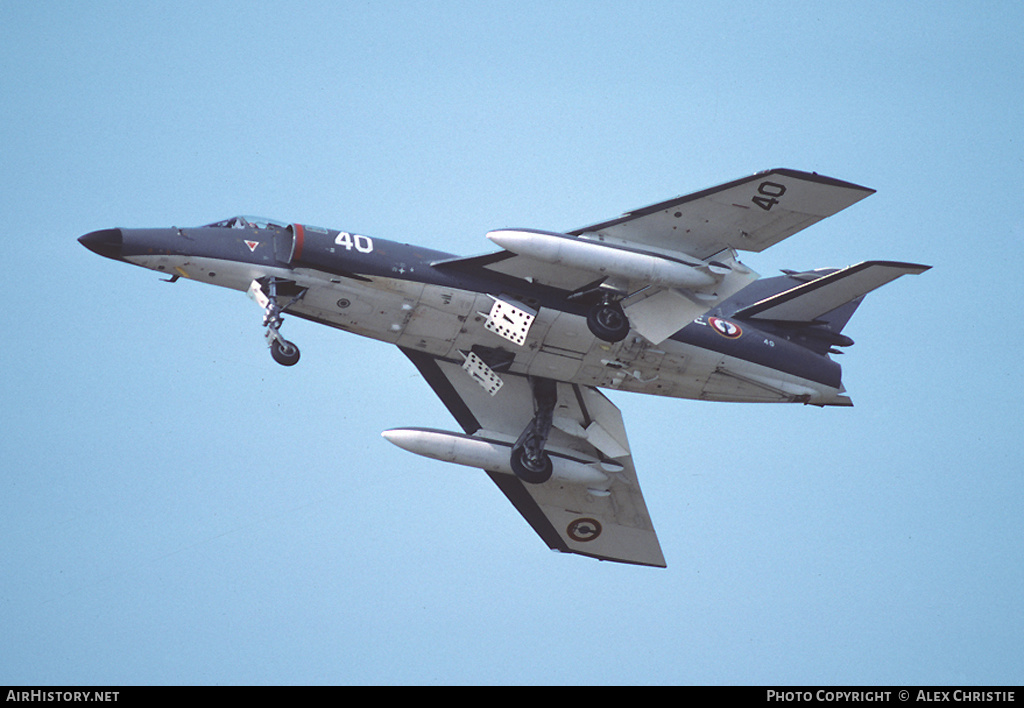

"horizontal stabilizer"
[734,261,930,323]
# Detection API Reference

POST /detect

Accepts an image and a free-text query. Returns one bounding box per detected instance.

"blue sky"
[2,0,1022,685]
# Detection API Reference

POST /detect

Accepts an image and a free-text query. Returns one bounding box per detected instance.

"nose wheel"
[270,337,300,367]
[248,277,307,367]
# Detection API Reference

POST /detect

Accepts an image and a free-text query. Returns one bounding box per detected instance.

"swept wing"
[567,168,875,260]
[439,169,876,343]
[401,348,666,567]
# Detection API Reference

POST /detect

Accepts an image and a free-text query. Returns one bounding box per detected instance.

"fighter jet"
[79,169,928,567]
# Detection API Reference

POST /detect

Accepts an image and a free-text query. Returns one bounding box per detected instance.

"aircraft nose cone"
[78,229,123,261]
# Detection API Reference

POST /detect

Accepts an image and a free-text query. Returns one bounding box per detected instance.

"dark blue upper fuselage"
[79,218,843,389]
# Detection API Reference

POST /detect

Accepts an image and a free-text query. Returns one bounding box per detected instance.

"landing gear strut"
[509,377,557,484]
[250,277,306,367]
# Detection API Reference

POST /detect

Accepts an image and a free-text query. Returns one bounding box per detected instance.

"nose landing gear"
[248,277,307,367]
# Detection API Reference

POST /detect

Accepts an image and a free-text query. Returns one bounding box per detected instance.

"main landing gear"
[249,277,307,367]
[509,377,557,484]
[586,297,630,343]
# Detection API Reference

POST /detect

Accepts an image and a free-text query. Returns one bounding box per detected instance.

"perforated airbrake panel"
[484,298,536,346]
[461,351,504,396]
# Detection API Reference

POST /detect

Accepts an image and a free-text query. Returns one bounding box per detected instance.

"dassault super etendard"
[80,168,929,567]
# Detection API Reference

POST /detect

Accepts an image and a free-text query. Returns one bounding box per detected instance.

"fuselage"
[79,218,850,406]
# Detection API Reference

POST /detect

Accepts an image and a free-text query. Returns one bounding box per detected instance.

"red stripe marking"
[293,223,305,261]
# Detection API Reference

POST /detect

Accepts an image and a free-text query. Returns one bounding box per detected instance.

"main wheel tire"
[270,339,301,366]
[586,303,630,342]
[510,446,553,485]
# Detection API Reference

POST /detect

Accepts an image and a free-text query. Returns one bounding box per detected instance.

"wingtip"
[769,168,876,193]
[859,260,932,274]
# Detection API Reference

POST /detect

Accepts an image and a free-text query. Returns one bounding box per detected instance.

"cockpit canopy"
[204,216,289,230]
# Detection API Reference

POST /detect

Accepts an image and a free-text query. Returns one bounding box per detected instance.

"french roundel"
[567,518,602,542]
[708,316,742,339]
